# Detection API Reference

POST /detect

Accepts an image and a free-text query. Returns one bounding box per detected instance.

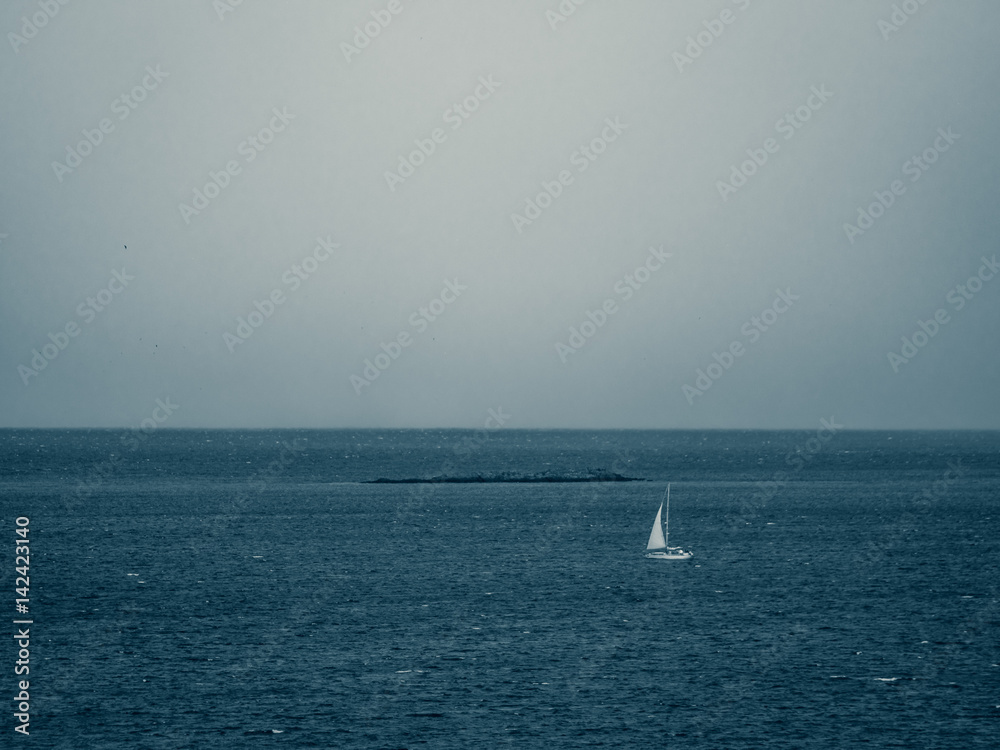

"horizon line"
[1,426,998,432]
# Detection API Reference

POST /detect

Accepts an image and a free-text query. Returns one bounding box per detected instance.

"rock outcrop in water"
[364,470,644,484]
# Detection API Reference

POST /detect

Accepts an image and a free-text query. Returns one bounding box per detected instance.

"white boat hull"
[645,548,692,560]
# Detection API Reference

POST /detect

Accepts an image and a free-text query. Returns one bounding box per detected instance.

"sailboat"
[644,483,692,560]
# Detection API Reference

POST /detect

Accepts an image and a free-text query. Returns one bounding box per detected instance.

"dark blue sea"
[2,429,998,748]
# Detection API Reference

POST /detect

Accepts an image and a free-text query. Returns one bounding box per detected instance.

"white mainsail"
[646,503,666,550]
[644,484,692,560]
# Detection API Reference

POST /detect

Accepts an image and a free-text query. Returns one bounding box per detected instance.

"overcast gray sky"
[2,0,998,429]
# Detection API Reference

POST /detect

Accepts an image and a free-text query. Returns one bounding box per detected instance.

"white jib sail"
[646,503,666,550]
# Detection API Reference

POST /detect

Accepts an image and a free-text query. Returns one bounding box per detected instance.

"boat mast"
[664,483,670,548]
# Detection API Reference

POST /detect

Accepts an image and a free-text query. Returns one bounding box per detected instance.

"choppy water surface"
[2,429,998,748]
